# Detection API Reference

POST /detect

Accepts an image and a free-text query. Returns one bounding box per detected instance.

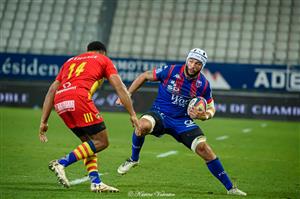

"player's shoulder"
[160,64,182,71]
[96,53,112,63]
[174,64,184,68]
[200,72,211,85]
[200,71,207,80]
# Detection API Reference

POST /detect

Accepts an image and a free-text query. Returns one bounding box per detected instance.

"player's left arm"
[39,80,60,142]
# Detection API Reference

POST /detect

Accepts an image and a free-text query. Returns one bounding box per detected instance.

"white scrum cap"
[186,48,208,68]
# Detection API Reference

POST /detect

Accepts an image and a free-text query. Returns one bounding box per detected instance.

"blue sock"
[207,157,233,190]
[89,171,101,184]
[130,132,145,161]
[58,153,77,167]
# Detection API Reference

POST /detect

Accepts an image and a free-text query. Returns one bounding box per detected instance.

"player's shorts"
[71,122,106,138]
[141,110,204,149]
[54,93,104,129]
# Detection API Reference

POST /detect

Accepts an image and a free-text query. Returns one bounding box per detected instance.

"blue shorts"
[141,109,204,149]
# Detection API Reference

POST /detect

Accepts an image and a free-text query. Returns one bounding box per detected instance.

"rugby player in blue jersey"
[116,48,246,196]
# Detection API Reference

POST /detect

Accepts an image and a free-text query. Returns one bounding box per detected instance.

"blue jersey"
[152,64,213,118]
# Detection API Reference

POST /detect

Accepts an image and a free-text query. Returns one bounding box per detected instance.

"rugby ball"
[187,97,207,114]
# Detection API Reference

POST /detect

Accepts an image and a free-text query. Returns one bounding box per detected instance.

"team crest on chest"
[196,80,202,88]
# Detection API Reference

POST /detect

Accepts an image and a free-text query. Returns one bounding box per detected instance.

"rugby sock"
[58,140,97,167]
[84,154,101,184]
[130,132,145,161]
[206,157,233,190]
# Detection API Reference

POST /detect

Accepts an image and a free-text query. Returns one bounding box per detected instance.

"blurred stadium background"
[0,0,299,198]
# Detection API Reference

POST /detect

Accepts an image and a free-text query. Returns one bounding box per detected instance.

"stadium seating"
[0,0,299,65]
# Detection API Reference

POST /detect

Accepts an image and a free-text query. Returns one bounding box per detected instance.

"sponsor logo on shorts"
[55,100,75,114]
[184,119,196,127]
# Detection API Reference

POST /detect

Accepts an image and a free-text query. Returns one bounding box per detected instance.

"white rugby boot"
[117,158,139,174]
[48,160,70,188]
[227,187,247,196]
[90,182,119,193]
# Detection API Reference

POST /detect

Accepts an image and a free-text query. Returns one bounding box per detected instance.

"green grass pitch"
[0,107,299,199]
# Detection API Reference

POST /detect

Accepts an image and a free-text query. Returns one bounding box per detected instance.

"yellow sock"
[84,154,100,184]
[73,141,96,160]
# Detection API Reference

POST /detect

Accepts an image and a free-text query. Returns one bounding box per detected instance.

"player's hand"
[115,97,123,106]
[39,122,48,143]
[189,107,208,120]
[130,115,141,135]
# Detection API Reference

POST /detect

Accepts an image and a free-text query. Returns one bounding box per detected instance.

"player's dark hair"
[87,41,107,52]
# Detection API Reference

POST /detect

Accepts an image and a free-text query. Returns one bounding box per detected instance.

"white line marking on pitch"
[156,150,178,158]
[242,128,252,133]
[70,172,108,185]
[216,135,229,141]
[260,123,268,128]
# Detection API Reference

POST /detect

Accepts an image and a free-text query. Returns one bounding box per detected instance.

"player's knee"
[93,139,109,151]
[102,139,109,149]
[195,142,216,161]
[196,142,207,153]
[139,119,153,134]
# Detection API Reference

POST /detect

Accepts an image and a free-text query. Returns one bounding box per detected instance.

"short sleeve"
[153,65,172,81]
[202,81,213,103]
[55,65,64,82]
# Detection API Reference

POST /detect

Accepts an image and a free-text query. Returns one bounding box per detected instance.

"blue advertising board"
[1,53,299,92]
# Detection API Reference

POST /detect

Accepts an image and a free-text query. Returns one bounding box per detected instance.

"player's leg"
[71,124,118,192]
[49,123,105,188]
[185,129,246,196]
[50,95,116,190]
[117,117,150,174]
[118,111,165,174]
[79,128,118,192]
[78,134,102,189]
[193,139,234,190]
[49,127,98,188]
[56,123,106,167]
[131,116,153,160]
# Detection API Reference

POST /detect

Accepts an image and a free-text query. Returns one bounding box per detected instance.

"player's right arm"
[39,80,60,142]
[127,70,156,95]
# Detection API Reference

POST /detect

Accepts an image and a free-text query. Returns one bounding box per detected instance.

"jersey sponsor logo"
[72,55,97,61]
[171,94,189,107]
[55,100,75,114]
[56,86,76,94]
[184,119,196,127]
[63,82,72,88]
[56,82,76,94]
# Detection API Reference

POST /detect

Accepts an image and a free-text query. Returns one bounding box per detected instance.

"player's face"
[186,58,203,77]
